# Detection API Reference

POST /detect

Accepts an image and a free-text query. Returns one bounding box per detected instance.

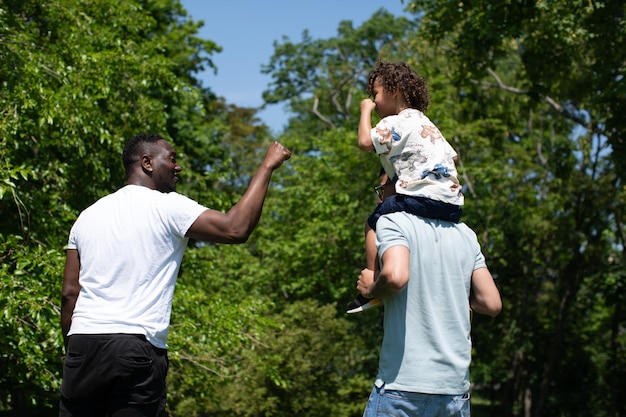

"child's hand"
[360,99,376,113]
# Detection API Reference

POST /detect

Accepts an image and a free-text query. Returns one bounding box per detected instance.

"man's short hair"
[122,133,163,177]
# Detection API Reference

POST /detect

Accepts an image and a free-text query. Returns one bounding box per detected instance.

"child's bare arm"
[358,99,376,151]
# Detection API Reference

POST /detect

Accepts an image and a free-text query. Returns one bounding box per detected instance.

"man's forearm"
[223,142,290,239]
[225,164,273,238]
[61,298,76,351]
[368,271,405,299]
[366,246,410,298]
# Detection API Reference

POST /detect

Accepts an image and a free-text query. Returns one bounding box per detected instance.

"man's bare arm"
[470,267,502,317]
[357,245,410,299]
[186,141,291,243]
[61,249,81,351]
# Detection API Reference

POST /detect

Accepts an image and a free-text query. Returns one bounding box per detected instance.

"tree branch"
[312,96,335,128]
[476,68,602,136]
[451,136,476,198]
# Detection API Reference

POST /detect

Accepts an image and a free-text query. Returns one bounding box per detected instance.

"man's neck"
[126,176,155,190]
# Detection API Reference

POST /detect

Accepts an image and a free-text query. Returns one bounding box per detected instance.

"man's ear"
[141,155,153,172]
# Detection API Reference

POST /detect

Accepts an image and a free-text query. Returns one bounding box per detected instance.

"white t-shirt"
[371,108,464,205]
[66,185,207,348]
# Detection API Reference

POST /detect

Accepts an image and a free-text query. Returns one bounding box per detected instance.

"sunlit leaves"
[0,0,220,412]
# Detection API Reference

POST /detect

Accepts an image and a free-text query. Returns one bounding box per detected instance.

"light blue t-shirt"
[375,212,487,394]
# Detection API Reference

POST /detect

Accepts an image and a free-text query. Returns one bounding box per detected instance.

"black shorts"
[59,333,168,417]
[368,194,462,230]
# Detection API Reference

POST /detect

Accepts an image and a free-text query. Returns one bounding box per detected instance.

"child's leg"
[347,223,383,314]
[365,223,379,272]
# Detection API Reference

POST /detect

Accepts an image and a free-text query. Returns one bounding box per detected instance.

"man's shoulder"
[120,185,194,203]
[380,213,477,234]
[81,186,181,212]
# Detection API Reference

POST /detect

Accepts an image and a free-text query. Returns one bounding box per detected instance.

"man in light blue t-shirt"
[355,212,502,417]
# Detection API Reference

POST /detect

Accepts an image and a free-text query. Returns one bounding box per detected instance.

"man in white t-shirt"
[60,133,291,416]
[355,212,502,417]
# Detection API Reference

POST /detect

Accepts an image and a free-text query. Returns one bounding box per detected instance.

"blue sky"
[181,0,409,132]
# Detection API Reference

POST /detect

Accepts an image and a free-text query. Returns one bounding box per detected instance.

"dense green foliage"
[1,0,625,416]
[402,1,626,416]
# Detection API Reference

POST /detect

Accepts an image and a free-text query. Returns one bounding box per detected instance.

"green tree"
[261,3,626,416]
[409,0,626,178]
[0,0,222,413]
[9,1,623,415]
[403,1,626,416]
[262,9,416,135]
[165,123,382,415]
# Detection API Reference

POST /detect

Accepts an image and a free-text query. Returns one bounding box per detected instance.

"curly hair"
[122,133,164,177]
[367,61,431,112]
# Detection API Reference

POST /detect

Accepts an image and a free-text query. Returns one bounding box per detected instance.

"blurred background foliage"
[1,0,624,416]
